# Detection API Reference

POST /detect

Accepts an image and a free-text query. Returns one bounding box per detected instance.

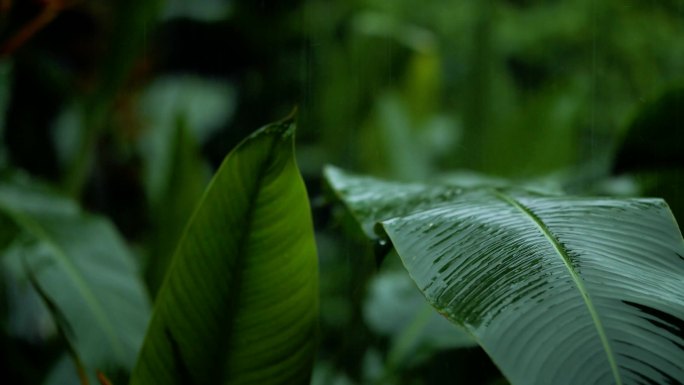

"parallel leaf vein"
[492,190,623,385]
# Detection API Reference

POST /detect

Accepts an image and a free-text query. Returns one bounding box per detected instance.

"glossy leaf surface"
[130,119,319,385]
[326,167,684,385]
[0,176,151,381]
[324,166,467,239]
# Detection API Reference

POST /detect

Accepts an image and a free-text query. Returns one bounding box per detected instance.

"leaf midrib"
[165,128,288,383]
[221,133,283,380]
[493,190,623,385]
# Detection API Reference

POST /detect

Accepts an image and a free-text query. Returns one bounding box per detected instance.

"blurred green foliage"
[0,0,682,384]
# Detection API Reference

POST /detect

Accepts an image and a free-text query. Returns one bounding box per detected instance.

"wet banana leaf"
[130,118,319,385]
[325,166,684,385]
[0,176,151,383]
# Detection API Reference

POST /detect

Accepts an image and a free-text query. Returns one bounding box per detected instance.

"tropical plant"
[1,1,683,384]
[0,175,151,385]
[1,118,319,385]
[130,117,319,385]
[324,166,684,385]
[2,115,683,384]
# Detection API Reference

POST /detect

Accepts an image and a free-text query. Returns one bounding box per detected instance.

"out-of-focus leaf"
[97,0,164,104]
[162,0,233,21]
[130,118,319,384]
[137,75,235,204]
[64,0,165,195]
[144,118,210,297]
[42,355,82,385]
[364,268,475,369]
[374,92,431,179]
[365,270,475,345]
[138,75,236,145]
[361,348,384,384]
[51,104,83,171]
[0,175,151,383]
[327,168,684,385]
[356,49,455,181]
[311,362,356,385]
[351,11,436,52]
[1,243,55,343]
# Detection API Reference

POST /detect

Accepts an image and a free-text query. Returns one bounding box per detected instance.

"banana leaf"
[130,118,319,384]
[0,175,151,383]
[325,166,684,385]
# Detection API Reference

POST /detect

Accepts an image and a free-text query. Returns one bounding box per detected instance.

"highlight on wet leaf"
[325,166,684,385]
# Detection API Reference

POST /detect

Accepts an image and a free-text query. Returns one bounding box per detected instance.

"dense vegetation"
[0,1,682,384]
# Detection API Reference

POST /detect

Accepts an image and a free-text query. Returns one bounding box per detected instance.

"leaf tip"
[248,108,298,142]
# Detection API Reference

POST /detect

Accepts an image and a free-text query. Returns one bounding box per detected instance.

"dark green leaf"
[324,166,467,240]
[364,269,476,370]
[130,118,319,385]
[326,168,684,385]
[42,355,82,385]
[144,117,210,297]
[0,175,152,382]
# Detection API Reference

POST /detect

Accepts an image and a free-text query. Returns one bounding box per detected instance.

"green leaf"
[0,175,152,382]
[364,268,476,371]
[42,355,84,385]
[144,117,210,297]
[324,166,467,240]
[130,118,319,385]
[326,167,684,385]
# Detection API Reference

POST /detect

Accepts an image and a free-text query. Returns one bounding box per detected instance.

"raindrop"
[373,237,392,266]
